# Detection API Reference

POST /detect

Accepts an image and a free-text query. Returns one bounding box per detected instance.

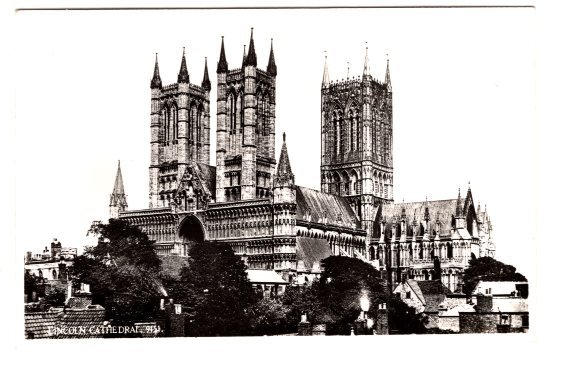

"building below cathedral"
[109,30,495,292]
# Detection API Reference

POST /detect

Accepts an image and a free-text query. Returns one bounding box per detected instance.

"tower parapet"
[148,50,211,209]
[320,49,393,238]
[215,29,277,203]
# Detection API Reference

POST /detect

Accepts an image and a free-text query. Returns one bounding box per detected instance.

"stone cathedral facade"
[110,30,495,292]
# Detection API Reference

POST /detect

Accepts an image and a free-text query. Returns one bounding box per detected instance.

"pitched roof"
[247,269,288,284]
[55,307,106,339]
[295,186,360,229]
[377,198,459,238]
[25,311,60,339]
[25,306,106,339]
[296,237,333,270]
[405,279,452,313]
[194,162,216,198]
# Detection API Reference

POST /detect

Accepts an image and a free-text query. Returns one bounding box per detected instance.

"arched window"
[161,107,168,144]
[171,104,177,142]
[52,269,57,280]
[196,105,202,147]
[229,92,236,134]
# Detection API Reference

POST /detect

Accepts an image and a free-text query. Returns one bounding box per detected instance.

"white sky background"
[15,8,535,278]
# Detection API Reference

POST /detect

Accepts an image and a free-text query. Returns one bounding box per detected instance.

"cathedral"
[109,30,495,292]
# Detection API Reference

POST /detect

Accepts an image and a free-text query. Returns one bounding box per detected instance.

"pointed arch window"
[196,105,202,148]
[161,107,168,144]
[171,104,178,142]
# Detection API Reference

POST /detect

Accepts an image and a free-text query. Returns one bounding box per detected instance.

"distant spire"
[456,188,463,216]
[110,160,128,217]
[150,53,162,89]
[267,38,277,77]
[363,43,370,77]
[217,36,228,73]
[246,28,257,66]
[202,56,211,91]
[178,47,190,83]
[275,132,294,185]
[385,55,392,92]
[242,44,247,67]
[322,52,330,87]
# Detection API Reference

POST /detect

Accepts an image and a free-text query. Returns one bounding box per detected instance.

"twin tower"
[148,29,277,209]
[148,29,393,232]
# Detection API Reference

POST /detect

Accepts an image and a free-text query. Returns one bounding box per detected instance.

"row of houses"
[393,280,529,333]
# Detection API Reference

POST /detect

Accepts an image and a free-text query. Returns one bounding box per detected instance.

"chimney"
[374,303,389,335]
[298,313,312,336]
[66,282,73,301]
[159,298,165,310]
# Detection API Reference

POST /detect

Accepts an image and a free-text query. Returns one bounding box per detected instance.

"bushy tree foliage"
[463,257,527,296]
[248,297,291,336]
[70,219,163,322]
[170,242,256,336]
[282,256,428,335]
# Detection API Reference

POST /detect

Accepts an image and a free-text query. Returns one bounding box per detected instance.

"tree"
[70,219,164,322]
[283,256,428,335]
[463,257,527,296]
[248,297,291,336]
[170,242,256,337]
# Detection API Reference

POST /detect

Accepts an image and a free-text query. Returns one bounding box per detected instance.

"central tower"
[320,48,393,236]
[215,30,277,203]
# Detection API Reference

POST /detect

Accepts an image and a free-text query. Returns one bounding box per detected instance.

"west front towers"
[149,50,211,209]
[320,49,393,236]
[215,30,277,203]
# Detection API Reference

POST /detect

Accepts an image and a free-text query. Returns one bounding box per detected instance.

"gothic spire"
[178,47,189,83]
[217,36,228,73]
[267,38,277,77]
[110,160,128,217]
[112,160,125,196]
[456,188,463,217]
[363,44,370,77]
[150,53,162,89]
[385,56,392,92]
[246,28,257,67]
[322,53,330,87]
[202,56,211,91]
[275,132,294,184]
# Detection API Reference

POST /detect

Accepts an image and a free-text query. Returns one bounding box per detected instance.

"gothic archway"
[178,215,205,256]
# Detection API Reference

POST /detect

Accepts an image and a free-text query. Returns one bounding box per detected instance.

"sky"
[14,7,535,278]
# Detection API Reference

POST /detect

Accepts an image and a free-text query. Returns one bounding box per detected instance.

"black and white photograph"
[15,4,537,342]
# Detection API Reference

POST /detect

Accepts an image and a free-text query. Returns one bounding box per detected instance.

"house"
[460,280,529,333]
[246,269,289,298]
[393,279,453,328]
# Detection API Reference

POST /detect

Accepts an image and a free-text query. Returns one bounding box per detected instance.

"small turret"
[201,56,211,91]
[150,53,162,89]
[322,54,330,88]
[110,160,128,219]
[275,132,294,186]
[385,56,392,92]
[246,28,257,67]
[267,38,277,77]
[178,47,189,83]
[363,45,370,78]
[217,36,228,74]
